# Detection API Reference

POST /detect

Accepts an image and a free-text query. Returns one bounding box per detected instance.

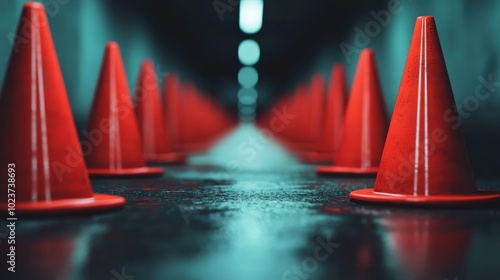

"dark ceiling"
[109,0,387,104]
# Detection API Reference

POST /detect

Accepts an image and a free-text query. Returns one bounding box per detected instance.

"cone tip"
[142,59,154,67]
[104,42,122,60]
[359,49,378,68]
[106,41,120,51]
[313,72,325,81]
[416,15,435,25]
[416,15,435,20]
[332,63,345,71]
[163,72,171,80]
[360,48,374,57]
[24,2,45,10]
[164,72,178,82]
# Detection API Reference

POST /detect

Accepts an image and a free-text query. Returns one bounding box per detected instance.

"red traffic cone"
[306,73,325,144]
[163,73,182,151]
[317,49,388,175]
[299,73,329,163]
[0,3,124,214]
[85,43,163,177]
[177,82,194,150]
[302,65,348,163]
[134,61,187,164]
[177,82,207,153]
[350,16,500,204]
[322,64,348,161]
[287,83,310,151]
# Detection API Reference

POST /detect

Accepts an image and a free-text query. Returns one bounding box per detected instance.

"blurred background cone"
[163,73,183,152]
[84,43,163,177]
[317,49,388,175]
[302,64,348,164]
[134,60,187,164]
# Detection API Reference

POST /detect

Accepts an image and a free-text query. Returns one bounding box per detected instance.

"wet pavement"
[1,125,500,280]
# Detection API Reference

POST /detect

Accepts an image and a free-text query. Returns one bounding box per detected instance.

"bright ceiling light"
[238,39,260,65]
[239,0,263,34]
[238,67,259,88]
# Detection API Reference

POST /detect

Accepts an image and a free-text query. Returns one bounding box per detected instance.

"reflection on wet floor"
[2,125,500,280]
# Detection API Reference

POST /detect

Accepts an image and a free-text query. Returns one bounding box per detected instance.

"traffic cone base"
[349,188,500,205]
[145,152,188,164]
[177,143,208,154]
[298,152,332,164]
[1,194,125,215]
[317,166,378,175]
[88,166,164,177]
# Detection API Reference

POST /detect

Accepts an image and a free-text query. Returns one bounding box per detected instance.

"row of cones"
[259,16,500,205]
[0,3,235,214]
[88,45,234,176]
[0,3,498,216]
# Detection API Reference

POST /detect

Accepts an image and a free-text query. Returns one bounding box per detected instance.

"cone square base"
[299,152,333,164]
[88,166,164,177]
[286,143,312,152]
[145,152,188,164]
[349,188,500,205]
[316,165,378,175]
[0,193,125,215]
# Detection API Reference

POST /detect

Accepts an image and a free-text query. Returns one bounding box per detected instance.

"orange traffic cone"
[0,3,124,214]
[317,49,388,175]
[306,73,325,144]
[302,65,348,163]
[298,73,328,163]
[350,16,500,204]
[135,61,187,164]
[85,43,163,177]
[163,73,182,151]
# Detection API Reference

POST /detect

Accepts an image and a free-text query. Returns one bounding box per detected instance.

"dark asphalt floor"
[1,125,500,280]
